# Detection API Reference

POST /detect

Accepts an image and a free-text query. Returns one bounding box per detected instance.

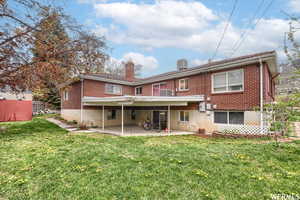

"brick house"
[60,51,277,135]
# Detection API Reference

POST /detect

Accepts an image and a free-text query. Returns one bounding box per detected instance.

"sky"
[60,0,300,77]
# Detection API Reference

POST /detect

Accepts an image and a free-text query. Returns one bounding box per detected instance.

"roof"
[140,50,276,81]
[61,50,277,88]
[82,95,205,106]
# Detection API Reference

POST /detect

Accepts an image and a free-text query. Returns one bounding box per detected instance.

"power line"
[230,0,276,57]
[211,0,239,60]
[230,0,266,53]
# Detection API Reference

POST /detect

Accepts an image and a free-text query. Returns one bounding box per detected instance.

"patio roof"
[82,95,204,106]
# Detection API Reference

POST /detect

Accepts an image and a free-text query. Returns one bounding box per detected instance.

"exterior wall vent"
[177,59,188,71]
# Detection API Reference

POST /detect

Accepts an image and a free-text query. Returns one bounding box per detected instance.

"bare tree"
[0,0,108,92]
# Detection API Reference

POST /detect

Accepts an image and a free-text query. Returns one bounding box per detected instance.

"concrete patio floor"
[47,118,195,137]
[90,125,196,136]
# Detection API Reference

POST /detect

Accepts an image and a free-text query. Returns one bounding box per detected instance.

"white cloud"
[122,52,158,72]
[92,1,291,59]
[289,0,300,13]
[78,0,109,4]
[191,59,208,66]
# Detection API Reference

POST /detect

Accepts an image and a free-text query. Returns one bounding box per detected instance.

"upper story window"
[135,87,142,95]
[212,69,244,93]
[105,84,122,95]
[179,79,189,91]
[63,90,69,101]
[153,82,166,96]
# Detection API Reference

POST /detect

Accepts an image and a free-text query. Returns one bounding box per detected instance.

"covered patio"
[82,95,204,136]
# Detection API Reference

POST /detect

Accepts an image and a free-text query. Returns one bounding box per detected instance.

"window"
[229,112,244,124]
[107,110,116,120]
[179,111,189,122]
[214,111,244,125]
[214,112,227,124]
[135,87,142,95]
[179,79,189,91]
[63,90,69,101]
[152,82,167,96]
[131,110,136,120]
[105,84,122,95]
[212,69,243,93]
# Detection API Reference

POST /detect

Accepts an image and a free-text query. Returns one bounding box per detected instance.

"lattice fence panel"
[32,101,45,115]
[217,124,269,135]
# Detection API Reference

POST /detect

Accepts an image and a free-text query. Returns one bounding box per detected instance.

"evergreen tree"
[31,9,70,108]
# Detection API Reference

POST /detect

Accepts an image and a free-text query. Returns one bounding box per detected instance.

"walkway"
[47,118,79,132]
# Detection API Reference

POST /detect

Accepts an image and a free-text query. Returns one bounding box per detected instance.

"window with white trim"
[105,84,122,95]
[212,69,243,93]
[179,79,189,91]
[63,90,69,101]
[135,87,142,95]
[214,111,244,125]
[179,111,189,122]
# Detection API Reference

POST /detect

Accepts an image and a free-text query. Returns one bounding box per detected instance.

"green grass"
[0,118,300,200]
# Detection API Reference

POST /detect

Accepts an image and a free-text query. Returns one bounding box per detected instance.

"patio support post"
[121,104,124,136]
[102,105,105,131]
[168,105,171,134]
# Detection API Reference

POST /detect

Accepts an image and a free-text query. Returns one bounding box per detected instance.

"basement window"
[107,110,116,120]
[214,111,244,125]
[179,111,189,122]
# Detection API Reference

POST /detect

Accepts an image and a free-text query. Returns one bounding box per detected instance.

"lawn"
[0,117,300,200]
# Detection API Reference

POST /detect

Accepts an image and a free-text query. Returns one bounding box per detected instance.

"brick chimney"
[125,61,135,81]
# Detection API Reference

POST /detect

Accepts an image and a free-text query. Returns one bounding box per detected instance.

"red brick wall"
[61,80,134,109]
[263,63,275,103]
[83,79,134,97]
[138,64,261,111]
[208,65,260,110]
[61,81,81,109]
[62,62,274,111]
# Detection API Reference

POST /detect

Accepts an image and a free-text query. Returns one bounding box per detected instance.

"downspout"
[173,79,177,96]
[259,59,264,134]
[80,79,83,123]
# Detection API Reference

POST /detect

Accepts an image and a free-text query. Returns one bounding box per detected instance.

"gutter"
[82,95,205,103]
